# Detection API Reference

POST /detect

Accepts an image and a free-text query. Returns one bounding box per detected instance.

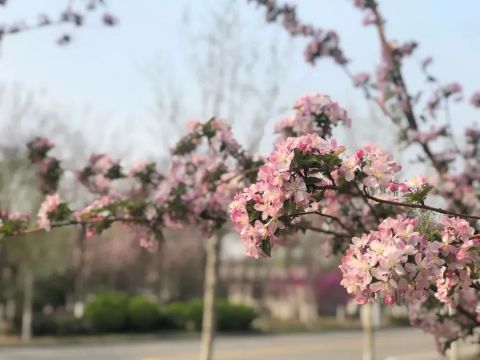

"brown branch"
[10,216,147,237]
[292,224,351,238]
[355,183,380,224]
[340,64,393,118]
[363,192,480,221]
[370,5,444,175]
[288,210,354,236]
[457,305,480,325]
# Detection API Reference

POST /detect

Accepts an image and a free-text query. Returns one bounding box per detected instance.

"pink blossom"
[353,72,370,87]
[275,93,351,139]
[360,145,401,189]
[421,56,433,69]
[470,91,480,108]
[102,13,118,26]
[407,126,446,144]
[38,194,62,231]
[442,82,462,99]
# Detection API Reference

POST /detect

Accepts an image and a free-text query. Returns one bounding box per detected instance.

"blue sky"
[0,0,479,160]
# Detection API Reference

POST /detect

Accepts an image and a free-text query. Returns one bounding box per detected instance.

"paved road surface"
[0,328,474,360]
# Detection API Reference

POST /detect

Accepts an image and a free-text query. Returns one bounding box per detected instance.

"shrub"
[84,292,128,332]
[162,300,202,330]
[161,299,257,332]
[216,300,257,331]
[388,314,411,327]
[55,314,91,335]
[127,296,159,331]
[33,313,91,336]
[32,314,57,336]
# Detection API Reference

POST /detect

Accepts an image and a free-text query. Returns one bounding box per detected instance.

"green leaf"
[173,183,187,197]
[105,164,123,179]
[404,184,433,204]
[202,118,217,139]
[259,239,271,257]
[305,177,322,185]
[173,139,196,155]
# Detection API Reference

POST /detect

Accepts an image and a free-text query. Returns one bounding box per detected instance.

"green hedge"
[85,292,128,332]
[216,300,257,331]
[127,296,160,331]
[33,313,91,336]
[32,294,257,335]
[162,300,203,330]
[387,313,411,327]
[162,299,257,332]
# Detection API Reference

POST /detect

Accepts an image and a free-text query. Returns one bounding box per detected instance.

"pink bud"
[389,182,399,192]
[384,295,394,305]
[456,249,467,261]
[355,150,364,160]
[398,183,410,193]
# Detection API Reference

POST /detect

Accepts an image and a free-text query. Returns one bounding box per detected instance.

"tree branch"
[363,192,480,221]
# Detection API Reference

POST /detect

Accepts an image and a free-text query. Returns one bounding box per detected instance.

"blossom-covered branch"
[228,90,480,352]
[0,0,118,46]
[4,73,480,353]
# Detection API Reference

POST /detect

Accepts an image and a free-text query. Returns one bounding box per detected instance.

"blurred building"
[219,259,350,324]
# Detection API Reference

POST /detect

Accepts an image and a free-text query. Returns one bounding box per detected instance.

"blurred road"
[0,328,474,360]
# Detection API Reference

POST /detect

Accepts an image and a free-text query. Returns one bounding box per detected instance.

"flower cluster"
[0,210,29,237]
[0,0,118,46]
[27,137,63,194]
[158,118,258,235]
[465,127,480,160]
[340,215,479,308]
[173,118,242,157]
[426,83,463,118]
[340,144,401,189]
[102,13,118,26]
[27,137,54,163]
[15,117,261,249]
[352,0,377,10]
[304,31,347,65]
[155,155,236,232]
[388,41,418,64]
[275,93,350,139]
[441,82,462,99]
[421,56,433,69]
[230,131,435,258]
[128,160,162,193]
[407,126,447,145]
[248,0,347,64]
[470,91,480,108]
[409,287,479,354]
[73,195,125,238]
[37,194,70,231]
[230,134,345,258]
[77,154,123,195]
[373,55,400,108]
[353,72,370,87]
[426,92,441,118]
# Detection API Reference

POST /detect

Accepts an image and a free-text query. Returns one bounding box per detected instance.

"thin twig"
[363,192,480,221]
[292,223,351,238]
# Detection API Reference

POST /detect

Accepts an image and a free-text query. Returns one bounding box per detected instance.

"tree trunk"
[361,303,375,360]
[21,268,33,343]
[156,242,168,304]
[448,307,459,360]
[73,227,86,318]
[199,232,222,360]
